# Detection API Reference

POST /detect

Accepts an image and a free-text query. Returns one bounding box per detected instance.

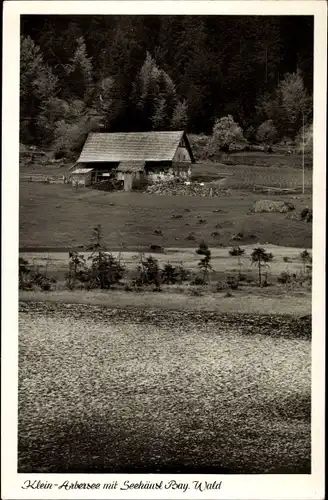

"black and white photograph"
[1,1,326,499]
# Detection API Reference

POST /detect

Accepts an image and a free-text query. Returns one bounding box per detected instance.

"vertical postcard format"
[1,1,326,499]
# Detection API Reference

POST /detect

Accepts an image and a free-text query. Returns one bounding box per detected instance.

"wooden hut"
[70,167,93,186]
[73,131,195,190]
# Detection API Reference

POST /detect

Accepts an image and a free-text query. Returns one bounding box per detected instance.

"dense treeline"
[20,15,313,154]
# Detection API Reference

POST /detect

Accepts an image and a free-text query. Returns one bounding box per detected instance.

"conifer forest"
[21,15,313,156]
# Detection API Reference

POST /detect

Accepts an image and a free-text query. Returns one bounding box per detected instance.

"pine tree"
[196,241,212,284]
[20,35,58,144]
[65,36,93,101]
[251,247,273,286]
[171,100,188,130]
[132,52,180,131]
[151,97,166,130]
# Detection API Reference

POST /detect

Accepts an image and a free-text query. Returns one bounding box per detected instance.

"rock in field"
[252,199,295,213]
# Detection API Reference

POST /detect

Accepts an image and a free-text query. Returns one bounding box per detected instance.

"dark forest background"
[20,15,313,156]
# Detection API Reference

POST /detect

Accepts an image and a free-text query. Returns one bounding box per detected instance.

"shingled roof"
[78,131,195,163]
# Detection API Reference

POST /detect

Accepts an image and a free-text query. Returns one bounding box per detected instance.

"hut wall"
[173,146,192,163]
[71,172,92,186]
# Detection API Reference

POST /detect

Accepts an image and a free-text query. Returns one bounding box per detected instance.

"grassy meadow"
[19,176,312,250]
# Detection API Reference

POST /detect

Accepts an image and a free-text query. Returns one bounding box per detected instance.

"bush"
[149,244,164,253]
[229,246,244,257]
[161,262,190,284]
[134,254,161,289]
[19,257,31,289]
[66,225,125,290]
[191,276,206,286]
[188,134,210,161]
[161,263,179,284]
[66,251,89,289]
[300,207,312,222]
[300,250,312,274]
[33,273,56,291]
[215,280,229,292]
[226,275,239,289]
[19,257,56,291]
[256,119,277,145]
[230,232,244,241]
[207,115,245,159]
[88,252,125,289]
[277,271,293,284]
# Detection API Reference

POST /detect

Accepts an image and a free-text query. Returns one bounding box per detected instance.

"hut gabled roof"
[77,131,195,163]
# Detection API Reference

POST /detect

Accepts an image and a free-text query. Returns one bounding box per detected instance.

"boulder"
[252,199,295,213]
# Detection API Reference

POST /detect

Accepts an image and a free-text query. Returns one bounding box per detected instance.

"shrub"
[226,275,239,289]
[19,257,56,291]
[149,244,164,253]
[32,272,56,291]
[300,250,312,273]
[191,276,206,286]
[80,225,126,290]
[207,115,245,158]
[149,245,164,253]
[229,246,243,257]
[66,251,88,289]
[134,254,161,289]
[19,257,31,289]
[256,119,277,145]
[177,264,190,282]
[161,263,180,284]
[231,232,244,241]
[88,252,125,290]
[277,271,293,284]
[300,208,312,222]
[215,280,228,292]
[188,134,210,161]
